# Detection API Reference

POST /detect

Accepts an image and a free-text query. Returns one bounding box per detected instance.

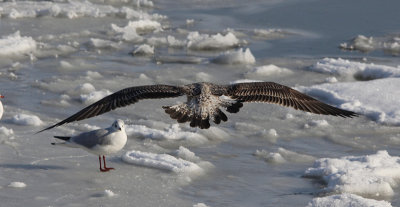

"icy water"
[0,0,400,207]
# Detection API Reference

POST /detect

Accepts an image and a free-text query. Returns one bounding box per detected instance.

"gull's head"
[111,119,125,131]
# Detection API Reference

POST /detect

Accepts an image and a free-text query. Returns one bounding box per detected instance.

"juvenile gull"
[52,119,127,172]
[39,82,357,132]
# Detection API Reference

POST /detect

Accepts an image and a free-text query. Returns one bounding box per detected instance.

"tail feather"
[226,101,243,113]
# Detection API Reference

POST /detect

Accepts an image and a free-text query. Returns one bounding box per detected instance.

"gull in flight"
[39,82,357,132]
[52,119,127,172]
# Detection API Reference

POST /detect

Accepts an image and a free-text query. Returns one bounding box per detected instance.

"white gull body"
[52,119,127,172]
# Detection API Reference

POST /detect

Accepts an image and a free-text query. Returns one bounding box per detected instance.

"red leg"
[99,156,106,172]
[102,155,114,171]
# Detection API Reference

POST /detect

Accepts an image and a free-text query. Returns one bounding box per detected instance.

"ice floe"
[340,34,400,56]
[80,89,112,105]
[306,193,392,207]
[0,0,158,20]
[298,78,400,125]
[8,182,27,188]
[212,48,255,65]
[0,31,37,57]
[10,114,43,126]
[132,44,154,56]
[0,126,14,137]
[308,58,400,80]
[244,64,293,78]
[304,150,400,198]
[253,28,291,40]
[254,147,315,164]
[187,32,241,50]
[125,123,229,144]
[122,150,203,174]
[111,20,162,42]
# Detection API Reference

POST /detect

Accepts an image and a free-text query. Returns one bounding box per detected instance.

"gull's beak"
[0,95,4,98]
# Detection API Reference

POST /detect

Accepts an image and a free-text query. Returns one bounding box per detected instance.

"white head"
[111,119,125,131]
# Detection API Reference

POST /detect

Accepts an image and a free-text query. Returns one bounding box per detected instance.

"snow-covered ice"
[298,78,400,125]
[1,0,400,206]
[9,113,43,126]
[304,151,400,197]
[0,31,36,57]
[122,150,204,174]
[306,193,392,207]
[212,48,255,64]
[187,32,240,50]
[8,181,27,188]
[308,58,400,80]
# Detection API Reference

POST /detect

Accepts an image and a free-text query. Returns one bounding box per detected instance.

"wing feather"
[223,82,357,117]
[37,85,184,133]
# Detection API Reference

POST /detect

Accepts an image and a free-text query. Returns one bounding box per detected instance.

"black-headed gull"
[39,82,357,132]
[52,119,127,172]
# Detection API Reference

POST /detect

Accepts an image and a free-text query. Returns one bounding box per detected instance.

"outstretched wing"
[221,82,357,117]
[37,85,184,133]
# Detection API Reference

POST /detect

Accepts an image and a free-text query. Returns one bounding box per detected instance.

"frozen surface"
[298,78,400,125]
[305,151,400,198]
[0,31,36,57]
[0,0,400,206]
[306,193,392,207]
[308,58,400,80]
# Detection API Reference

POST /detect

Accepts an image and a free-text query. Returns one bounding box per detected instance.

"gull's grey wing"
[70,129,110,149]
[220,82,357,117]
[38,85,184,133]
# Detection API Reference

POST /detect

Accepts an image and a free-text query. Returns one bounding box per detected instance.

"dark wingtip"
[35,124,59,134]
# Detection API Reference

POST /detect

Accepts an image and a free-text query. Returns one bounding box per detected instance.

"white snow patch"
[253,28,291,39]
[309,58,400,80]
[80,90,112,105]
[10,114,43,126]
[125,124,209,144]
[304,120,330,128]
[8,182,27,188]
[340,34,400,56]
[255,147,315,164]
[306,193,392,207]
[0,0,157,20]
[0,126,14,137]
[245,64,292,78]
[103,189,116,197]
[174,146,201,163]
[75,83,96,94]
[88,38,120,49]
[122,150,203,174]
[132,44,154,56]
[187,32,240,50]
[212,48,255,65]
[0,31,37,57]
[297,78,400,125]
[304,150,400,197]
[112,20,162,42]
[193,203,210,207]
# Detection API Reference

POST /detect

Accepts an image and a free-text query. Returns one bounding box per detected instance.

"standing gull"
[52,119,127,172]
[39,82,357,132]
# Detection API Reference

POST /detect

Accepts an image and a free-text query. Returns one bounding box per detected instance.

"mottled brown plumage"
[38,82,357,132]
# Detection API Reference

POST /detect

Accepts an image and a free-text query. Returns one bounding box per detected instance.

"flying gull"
[52,119,127,172]
[39,82,357,132]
